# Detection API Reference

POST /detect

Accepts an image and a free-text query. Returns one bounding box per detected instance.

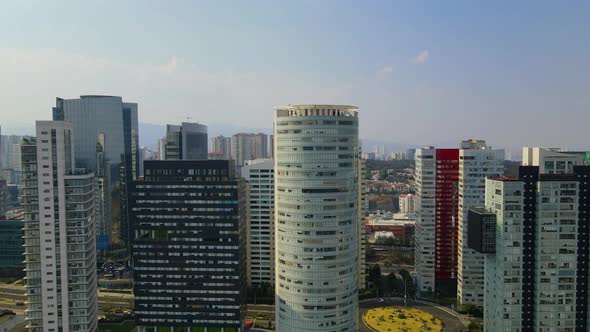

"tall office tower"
[414,147,459,294]
[0,179,6,217]
[1,134,27,184]
[21,121,98,332]
[53,95,139,250]
[241,159,275,287]
[407,148,417,161]
[231,133,268,170]
[523,147,590,174]
[157,138,166,160]
[469,165,590,331]
[11,142,24,186]
[456,140,504,306]
[269,134,274,159]
[0,134,22,170]
[358,158,368,290]
[131,160,246,331]
[164,122,208,160]
[398,194,415,213]
[211,135,232,160]
[138,146,158,177]
[274,105,360,332]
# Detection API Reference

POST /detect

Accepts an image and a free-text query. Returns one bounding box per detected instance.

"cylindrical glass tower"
[274,105,359,332]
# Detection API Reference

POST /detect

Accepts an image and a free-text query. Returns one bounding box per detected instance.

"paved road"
[360,298,467,332]
[0,314,24,331]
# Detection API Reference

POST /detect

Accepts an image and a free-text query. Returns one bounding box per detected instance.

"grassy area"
[245,313,275,331]
[363,307,442,332]
[97,320,135,332]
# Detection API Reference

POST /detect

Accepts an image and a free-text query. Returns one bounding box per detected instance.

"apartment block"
[21,121,98,332]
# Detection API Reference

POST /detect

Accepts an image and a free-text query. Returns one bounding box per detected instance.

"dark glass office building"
[0,220,24,274]
[131,160,246,332]
[164,122,208,161]
[53,95,139,250]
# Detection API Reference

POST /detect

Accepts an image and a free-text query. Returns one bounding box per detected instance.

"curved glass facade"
[274,105,359,332]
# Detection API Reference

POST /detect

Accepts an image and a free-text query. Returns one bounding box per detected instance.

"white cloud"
[375,65,394,79]
[414,50,429,64]
[380,66,394,73]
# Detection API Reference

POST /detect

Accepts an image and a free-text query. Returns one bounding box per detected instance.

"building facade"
[523,147,589,174]
[0,179,6,218]
[53,95,139,250]
[231,133,268,171]
[0,220,24,271]
[210,135,232,160]
[274,105,360,332]
[398,194,415,213]
[456,140,504,306]
[131,160,246,331]
[241,159,275,287]
[414,141,504,301]
[165,122,208,160]
[358,158,368,290]
[21,121,97,332]
[474,166,590,331]
[414,147,459,294]
[1,135,28,187]
[1,134,25,173]
[158,138,166,160]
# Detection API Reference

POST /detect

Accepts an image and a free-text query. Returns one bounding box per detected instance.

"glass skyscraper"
[53,95,139,250]
[164,122,208,160]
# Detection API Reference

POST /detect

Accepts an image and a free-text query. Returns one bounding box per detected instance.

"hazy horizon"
[1,1,589,154]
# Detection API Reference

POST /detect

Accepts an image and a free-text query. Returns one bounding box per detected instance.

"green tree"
[386,272,397,292]
[369,264,382,295]
[467,321,483,332]
[369,264,381,283]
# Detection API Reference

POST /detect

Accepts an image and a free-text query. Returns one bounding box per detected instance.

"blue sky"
[1,0,588,154]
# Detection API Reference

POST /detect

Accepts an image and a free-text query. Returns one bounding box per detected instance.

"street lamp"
[401,277,407,307]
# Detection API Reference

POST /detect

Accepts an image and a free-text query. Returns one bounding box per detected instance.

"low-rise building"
[366,212,416,245]
[399,194,415,213]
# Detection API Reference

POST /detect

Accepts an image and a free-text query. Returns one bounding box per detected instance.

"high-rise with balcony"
[21,121,97,332]
[414,140,503,302]
[241,159,274,287]
[456,140,504,306]
[232,133,268,171]
[469,165,590,331]
[274,105,360,332]
[414,147,459,294]
[211,135,232,160]
[52,95,139,251]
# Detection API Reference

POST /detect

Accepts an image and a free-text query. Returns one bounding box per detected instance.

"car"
[378,298,384,303]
